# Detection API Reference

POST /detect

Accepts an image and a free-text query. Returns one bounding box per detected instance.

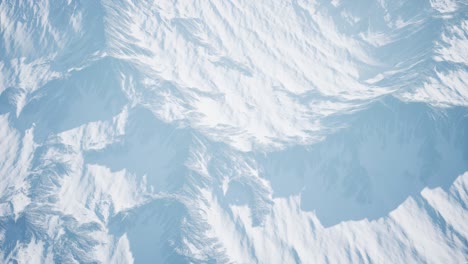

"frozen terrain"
[0,0,467,263]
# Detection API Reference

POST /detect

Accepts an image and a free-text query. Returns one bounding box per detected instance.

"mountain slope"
[0,0,467,263]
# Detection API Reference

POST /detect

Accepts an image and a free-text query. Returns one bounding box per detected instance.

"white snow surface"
[0,0,467,263]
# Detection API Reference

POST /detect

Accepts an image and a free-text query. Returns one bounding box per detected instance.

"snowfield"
[1,0,467,263]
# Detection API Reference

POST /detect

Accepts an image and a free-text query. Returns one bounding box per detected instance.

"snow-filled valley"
[0,0,467,263]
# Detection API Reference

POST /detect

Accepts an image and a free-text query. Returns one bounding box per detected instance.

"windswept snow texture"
[1,0,468,263]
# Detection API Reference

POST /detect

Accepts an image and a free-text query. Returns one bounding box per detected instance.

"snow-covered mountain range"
[1,0,467,263]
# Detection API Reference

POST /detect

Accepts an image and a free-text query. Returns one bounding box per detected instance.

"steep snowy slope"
[0,0,467,263]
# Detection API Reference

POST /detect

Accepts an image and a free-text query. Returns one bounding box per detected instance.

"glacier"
[0,0,467,263]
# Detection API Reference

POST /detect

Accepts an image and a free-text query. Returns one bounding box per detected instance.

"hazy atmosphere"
[0,0,467,263]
